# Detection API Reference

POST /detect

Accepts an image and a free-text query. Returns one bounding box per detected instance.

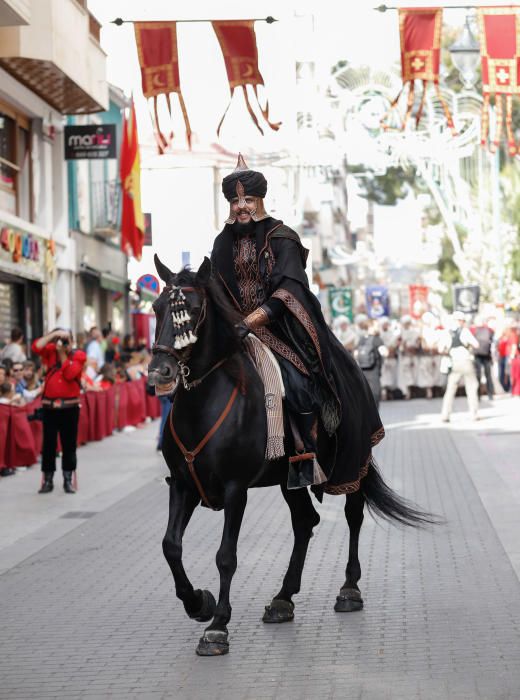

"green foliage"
[351,165,418,206]
[437,236,462,310]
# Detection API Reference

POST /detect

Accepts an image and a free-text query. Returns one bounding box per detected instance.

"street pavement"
[0,396,519,699]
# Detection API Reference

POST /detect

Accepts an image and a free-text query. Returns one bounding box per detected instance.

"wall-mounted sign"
[64,124,117,160]
[1,224,40,262]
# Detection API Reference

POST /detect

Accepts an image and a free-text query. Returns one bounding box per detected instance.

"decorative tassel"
[481,93,491,148]
[491,94,504,153]
[403,80,415,130]
[505,94,516,156]
[433,83,457,136]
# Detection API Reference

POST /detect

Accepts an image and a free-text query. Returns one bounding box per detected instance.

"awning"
[100,272,127,294]
[0,58,104,114]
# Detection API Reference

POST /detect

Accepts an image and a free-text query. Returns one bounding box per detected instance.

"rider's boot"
[287,412,326,490]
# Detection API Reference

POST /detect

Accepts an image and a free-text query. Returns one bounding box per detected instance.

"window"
[0,101,32,221]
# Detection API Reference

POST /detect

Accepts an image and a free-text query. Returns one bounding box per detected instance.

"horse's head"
[147,255,211,396]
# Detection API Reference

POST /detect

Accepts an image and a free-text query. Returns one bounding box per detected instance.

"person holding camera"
[32,329,86,494]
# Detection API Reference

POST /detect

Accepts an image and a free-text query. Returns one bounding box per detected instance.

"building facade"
[67,86,130,337]
[0,0,108,351]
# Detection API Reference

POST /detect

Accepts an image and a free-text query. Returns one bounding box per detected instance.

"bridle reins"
[152,282,240,510]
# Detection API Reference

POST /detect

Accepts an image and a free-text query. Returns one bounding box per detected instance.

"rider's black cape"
[211,216,384,494]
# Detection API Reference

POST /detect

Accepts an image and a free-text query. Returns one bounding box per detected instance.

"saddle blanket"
[244,334,285,460]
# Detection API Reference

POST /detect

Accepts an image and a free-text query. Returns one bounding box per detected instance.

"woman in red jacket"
[32,329,86,494]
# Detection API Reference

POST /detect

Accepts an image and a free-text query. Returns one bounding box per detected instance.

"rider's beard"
[231,217,256,236]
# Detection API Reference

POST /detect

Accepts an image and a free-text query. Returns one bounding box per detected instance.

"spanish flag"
[120,100,144,260]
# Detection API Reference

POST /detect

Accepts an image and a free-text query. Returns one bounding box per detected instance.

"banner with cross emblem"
[478,7,520,155]
[381,8,455,133]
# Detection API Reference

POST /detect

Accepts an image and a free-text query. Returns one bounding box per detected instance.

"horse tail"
[360,458,442,528]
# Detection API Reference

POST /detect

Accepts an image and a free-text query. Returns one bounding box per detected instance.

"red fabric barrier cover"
[0,404,10,469]
[8,404,38,467]
[115,383,128,431]
[77,395,89,446]
[105,386,115,436]
[126,380,146,426]
[86,391,110,442]
[85,392,99,442]
[143,377,161,418]
[26,398,43,454]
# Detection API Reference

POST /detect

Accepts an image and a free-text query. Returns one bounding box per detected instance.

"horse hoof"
[193,590,216,622]
[196,630,229,656]
[262,599,294,623]
[334,587,363,613]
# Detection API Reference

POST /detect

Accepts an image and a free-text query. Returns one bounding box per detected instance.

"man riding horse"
[211,155,385,494]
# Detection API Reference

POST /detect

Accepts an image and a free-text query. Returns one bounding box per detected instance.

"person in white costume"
[417,312,441,399]
[379,317,399,400]
[440,312,480,422]
[397,315,420,400]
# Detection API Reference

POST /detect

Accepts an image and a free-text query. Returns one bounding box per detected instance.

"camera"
[62,338,69,346]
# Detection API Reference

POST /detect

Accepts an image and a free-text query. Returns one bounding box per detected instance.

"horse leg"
[196,484,247,656]
[162,481,216,622]
[263,485,320,623]
[335,489,365,612]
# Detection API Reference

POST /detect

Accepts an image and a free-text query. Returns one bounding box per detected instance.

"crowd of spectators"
[0,325,152,409]
[332,312,520,405]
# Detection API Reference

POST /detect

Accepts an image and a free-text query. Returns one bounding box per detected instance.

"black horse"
[148,256,434,657]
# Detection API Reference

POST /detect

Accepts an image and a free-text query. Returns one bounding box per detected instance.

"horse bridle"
[152,285,220,391]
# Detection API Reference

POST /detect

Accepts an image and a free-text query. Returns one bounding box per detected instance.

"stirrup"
[287,452,327,490]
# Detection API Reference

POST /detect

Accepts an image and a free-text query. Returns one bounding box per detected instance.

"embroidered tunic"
[233,235,259,313]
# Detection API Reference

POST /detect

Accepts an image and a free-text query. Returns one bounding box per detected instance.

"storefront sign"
[328,287,353,321]
[64,124,117,160]
[0,225,40,263]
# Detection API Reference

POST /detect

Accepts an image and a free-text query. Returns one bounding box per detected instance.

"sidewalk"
[0,397,519,699]
[0,419,166,575]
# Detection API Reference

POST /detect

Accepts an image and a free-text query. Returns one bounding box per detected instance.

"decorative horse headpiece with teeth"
[168,286,198,350]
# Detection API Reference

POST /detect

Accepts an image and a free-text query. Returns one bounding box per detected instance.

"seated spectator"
[11,361,25,394]
[21,361,42,400]
[0,381,24,405]
[114,360,130,383]
[95,364,116,391]
[126,351,148,381]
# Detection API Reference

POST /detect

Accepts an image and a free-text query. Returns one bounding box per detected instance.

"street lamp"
[449,14,480,90]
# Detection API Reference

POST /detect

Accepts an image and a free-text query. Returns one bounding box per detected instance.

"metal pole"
[491,140,503,304]
[111,16,277,26]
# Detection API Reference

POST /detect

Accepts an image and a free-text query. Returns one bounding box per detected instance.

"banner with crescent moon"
[381,8,455,134]
[212,20,280,136]
[134,21,192,152]
[478,7,520,156]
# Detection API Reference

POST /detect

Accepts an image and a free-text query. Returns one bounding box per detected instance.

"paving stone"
[0,398,520,699]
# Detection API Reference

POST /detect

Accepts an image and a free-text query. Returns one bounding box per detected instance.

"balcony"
[91,179,121,238]
[0,0,30,26]
[0,0,107,114]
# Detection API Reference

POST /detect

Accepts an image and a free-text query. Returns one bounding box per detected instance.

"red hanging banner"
[212,20,280,136]
[409,285,429,319]
[382,8,455,133]
[477,7,520,156]
[134,22,192,152]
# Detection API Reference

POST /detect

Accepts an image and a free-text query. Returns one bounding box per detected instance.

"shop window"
[0,104,33,221]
